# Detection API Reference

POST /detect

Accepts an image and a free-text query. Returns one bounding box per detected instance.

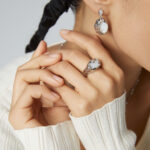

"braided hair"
[25,0,80,53]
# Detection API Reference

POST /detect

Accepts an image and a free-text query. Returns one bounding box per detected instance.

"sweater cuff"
[14,120,80,150]
[69,92,137,150]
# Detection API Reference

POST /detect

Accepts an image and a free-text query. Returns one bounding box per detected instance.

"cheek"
[112,6,150,71]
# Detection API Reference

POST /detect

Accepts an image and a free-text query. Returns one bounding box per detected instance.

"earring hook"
[99,9,103,17]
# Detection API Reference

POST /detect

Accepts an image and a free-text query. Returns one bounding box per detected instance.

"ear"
[83,0,112,15]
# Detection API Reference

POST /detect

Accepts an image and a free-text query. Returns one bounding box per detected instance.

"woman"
[0,0,149,149]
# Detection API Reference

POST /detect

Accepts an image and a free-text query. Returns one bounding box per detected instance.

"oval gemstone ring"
[83,58,102,77]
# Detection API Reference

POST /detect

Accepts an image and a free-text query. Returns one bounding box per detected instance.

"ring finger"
[48,49,108,90]
[48,60,96,99]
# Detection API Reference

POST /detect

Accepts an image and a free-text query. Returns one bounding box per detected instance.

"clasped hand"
[46,29,125,117]
[9,29,125,130]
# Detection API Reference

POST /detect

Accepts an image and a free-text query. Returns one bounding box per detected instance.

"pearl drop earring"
[94,9,109,35]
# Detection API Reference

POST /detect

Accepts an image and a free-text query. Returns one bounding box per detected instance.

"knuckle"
[88,87,99,100]
[115,69,125,82]
[42,69,51,78]
[105,77,115,92]
[79,100,91,112]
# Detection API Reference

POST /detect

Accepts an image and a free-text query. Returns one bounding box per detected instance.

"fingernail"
[46,53,60,58]
[53,75,64,83]
[60,29,70,35]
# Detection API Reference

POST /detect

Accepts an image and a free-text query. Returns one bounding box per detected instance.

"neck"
[63,2,146,94]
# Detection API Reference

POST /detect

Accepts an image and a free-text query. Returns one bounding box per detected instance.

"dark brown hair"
[25,0,80,53]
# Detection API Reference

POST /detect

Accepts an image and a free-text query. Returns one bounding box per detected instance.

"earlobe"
[95,0,111,5]
[84,0,111,15]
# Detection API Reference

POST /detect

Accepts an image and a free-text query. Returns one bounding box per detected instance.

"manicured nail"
[46,53,60,58]
[52,75,64,83]
[50,53,60,58]
[60,29,70,35]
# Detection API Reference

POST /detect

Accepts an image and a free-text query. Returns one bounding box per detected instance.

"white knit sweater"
[0,43,150,150]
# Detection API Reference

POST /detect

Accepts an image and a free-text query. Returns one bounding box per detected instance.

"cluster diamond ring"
[83,58,102,77]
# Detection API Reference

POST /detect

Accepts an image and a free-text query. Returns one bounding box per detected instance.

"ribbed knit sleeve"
[69,92,137,150]
[0,51,80,150]
[0,52,34,150]
[14,120,80,150]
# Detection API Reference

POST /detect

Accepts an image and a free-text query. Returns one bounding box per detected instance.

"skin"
[9,41,69,129]
[9,0,150,149]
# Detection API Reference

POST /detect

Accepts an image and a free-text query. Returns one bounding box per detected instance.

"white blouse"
[0,42,149,150]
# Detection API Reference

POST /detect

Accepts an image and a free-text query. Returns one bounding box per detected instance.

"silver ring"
[83,58,102,77]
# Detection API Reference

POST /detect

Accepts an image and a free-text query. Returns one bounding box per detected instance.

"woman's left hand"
[46,30,125,117]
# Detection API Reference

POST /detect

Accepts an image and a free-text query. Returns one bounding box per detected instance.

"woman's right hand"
[8,41,65,130]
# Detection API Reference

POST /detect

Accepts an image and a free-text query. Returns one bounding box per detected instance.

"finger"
[18,52,62,70]
[54,85,94,117]
[31,40,47,59]
[87,69,116,98]
[43,49,90,73]
[42,82,67,107]
[45,47,104,78]
[48,60,96,98]
[55,50,109,91]
[45,49,113,93]
[60,30,120,78]
[54,84,83,116]
[56,50,110,87]
[41,96,54,107]
[14,84,60,108]
[53,99,67,107]
[60,30,109,60]
[17,68,64,87]
[60,49,90,73]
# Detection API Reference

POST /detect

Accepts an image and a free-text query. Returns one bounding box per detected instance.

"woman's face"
[84,0,150,71]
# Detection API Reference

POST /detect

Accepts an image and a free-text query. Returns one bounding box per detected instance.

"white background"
[0,0,74,69]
